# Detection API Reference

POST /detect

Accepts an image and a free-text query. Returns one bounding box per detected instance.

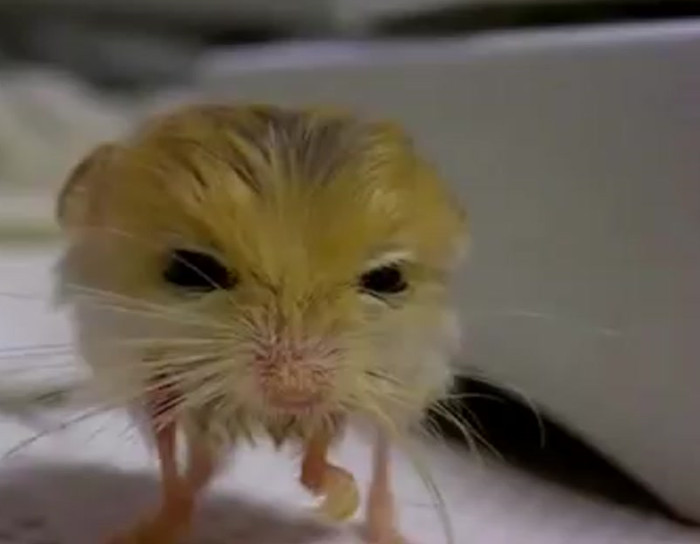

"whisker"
[2,403,120,460]
[0,291,53,302]
[0,362,82,378]
[480,379,546,449]
[0,351,76,363]
[100,336,235,348]
[70,288,233,332]
[67,282,219,322]
[452,370,547,449]
[82,410,126,445]
[0,342,72,354]
[427,403,482,461]
[463,307,622,338]
[140,350,244,375]
[431,401,503,462]
[360,399,455,544]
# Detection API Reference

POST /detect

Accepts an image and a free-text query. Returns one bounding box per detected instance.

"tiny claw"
[314,464,360,522]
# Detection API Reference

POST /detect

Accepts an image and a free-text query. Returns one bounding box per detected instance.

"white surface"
[0,247,699,544]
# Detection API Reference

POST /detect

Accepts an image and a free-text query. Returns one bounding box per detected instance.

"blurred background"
[0,0,698,227]
[1,0,700,540]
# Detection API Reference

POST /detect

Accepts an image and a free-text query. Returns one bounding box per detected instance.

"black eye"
[359,264,407,296]
[163,249,235,291]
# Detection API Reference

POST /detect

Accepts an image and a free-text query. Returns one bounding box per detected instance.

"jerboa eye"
[163,249,236,291]
[359,264,407,295]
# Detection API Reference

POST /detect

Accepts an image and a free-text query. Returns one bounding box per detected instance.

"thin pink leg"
[300,427,360,521]
[366,431,404,544]
[106,422,195,544]
[106,411,217,543]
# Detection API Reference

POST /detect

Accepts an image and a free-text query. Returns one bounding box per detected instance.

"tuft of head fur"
[55,103,468,450]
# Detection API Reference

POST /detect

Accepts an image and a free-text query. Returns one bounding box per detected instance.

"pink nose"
[254,347,332,410]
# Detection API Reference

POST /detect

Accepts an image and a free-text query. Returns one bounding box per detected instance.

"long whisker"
[359,399,455,544]
[425,404,481,460]
[65,283,194,316]
[77,295,261,342]
[0,362,82,378]
[462,307,623,338]
[451,372,547,449]
[484,380,546,448]
[431,400,503,462]
[0,342,72,353]
[0,354,215,459]
[69,286,234,332]
[0,350,76,362]
[98,336,236,348]
[359,367,505,472]
[2,403,122,460]
[139,354,236,380]
[0,349,234,423]
[0,290,53,302]
[82,410,133,446]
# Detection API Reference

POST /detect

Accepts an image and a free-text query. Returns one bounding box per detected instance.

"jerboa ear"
[56,143,119,230]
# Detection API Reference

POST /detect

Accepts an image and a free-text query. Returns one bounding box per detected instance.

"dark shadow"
[373,1,700,36]
[427,376,698,527]
[0,463,339,544]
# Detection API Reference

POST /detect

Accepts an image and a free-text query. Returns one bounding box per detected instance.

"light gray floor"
[0,246,698,543]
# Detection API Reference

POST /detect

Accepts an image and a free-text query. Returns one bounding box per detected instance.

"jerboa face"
[56,104,468,440]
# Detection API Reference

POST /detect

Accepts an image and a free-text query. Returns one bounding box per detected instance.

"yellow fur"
[56,103,467,453]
